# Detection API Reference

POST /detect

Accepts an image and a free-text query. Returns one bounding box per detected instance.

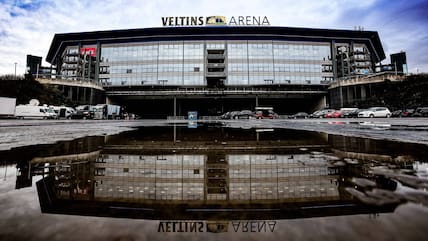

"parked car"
[52,106,75,119]
[412,107,428,117]
[325,110,342,118]
[254,107,279,119]
[344,108,364,118]
[310,109,335,118]
[234,110,255,119]
[288,112,309,119]
[254,109,279,119]
[358,107,391,118]
[220,112,232,119]
[400,109,415,117]
[71,105,95,119]
[391,109,403,117]
[339,108,358,118]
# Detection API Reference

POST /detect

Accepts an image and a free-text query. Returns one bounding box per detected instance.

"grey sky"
[0,0,427,74]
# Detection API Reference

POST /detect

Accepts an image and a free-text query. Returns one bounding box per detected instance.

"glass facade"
[86,40,335,87]
[57,38,386,86]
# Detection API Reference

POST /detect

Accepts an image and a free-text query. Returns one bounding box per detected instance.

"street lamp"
[14,62,17,78]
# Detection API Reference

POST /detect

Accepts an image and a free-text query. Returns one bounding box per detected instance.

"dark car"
[288,112,309,119]
[391,110,403,117]
[220,112,232,119]
[234,110,255,119]
[255,110,279,119]
[310,109,335,118]
[70,105,94,119]
[344,109,364,118]
[412,107,428,117]
[400,109,415,117]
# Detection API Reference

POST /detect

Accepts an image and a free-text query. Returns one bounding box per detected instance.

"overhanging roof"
[46,26,385,63]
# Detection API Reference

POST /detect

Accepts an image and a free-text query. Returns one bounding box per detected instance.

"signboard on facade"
[161,16,270,27]
[81,47,96,57]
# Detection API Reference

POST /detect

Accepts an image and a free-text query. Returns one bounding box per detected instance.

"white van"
[52,106,75,119]
[15,105,55,119]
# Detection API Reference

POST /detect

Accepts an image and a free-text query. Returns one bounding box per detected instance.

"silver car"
[358,107,391,118]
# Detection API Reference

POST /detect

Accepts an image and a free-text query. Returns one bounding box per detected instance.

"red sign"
[81,47,96,57]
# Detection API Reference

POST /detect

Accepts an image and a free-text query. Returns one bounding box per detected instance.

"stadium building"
[45,22,385,117]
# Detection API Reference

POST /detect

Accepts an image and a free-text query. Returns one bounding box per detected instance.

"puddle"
[1,122,428,240]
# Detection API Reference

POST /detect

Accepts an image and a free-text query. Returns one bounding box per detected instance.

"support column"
[83,87,87,103]
[89,88,94,105]
[361,85,366,100]
[173,97,177,118]
[255,96,259,107]
[95,41,101,83]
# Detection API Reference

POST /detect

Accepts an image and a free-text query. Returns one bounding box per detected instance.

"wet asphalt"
[1,118,428,151]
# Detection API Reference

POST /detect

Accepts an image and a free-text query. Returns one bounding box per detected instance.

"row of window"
[101,74,333,86]
[103,63,330,75]
[97,42,333,62]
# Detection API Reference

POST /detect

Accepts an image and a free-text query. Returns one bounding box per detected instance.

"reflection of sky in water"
[414,162,428,179]
[0,165,17,193]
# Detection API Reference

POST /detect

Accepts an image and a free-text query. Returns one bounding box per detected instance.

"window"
[126,69,132,74]
[194,67,200,72]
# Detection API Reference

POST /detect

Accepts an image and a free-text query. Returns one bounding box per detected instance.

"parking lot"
[1,117,428,152]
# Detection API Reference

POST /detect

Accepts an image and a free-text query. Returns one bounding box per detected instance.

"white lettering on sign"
[161,16,270,27]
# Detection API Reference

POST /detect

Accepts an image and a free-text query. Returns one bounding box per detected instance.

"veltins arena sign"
[161,16,270,27]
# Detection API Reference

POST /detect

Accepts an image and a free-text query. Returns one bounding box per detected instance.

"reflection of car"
[220,112,231,119]
[358,107,391,118]
[412,107,428,117]
[288,112,308,119]
[310,109,335,118]
[254,110,279,119]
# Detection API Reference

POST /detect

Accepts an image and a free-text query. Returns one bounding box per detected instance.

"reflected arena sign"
[161,16,270,27]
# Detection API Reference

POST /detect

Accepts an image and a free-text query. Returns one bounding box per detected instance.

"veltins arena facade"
[46,19,385,117]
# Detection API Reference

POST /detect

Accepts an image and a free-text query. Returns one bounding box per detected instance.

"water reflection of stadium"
[23,126,409,220]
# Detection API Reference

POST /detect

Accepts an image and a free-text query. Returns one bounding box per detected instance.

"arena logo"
[161,16,270,27]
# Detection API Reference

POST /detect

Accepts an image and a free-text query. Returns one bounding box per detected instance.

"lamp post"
[394,61,397,76]
[14,62,17,78]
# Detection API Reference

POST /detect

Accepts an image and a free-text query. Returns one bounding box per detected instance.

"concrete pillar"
[255,96,259,107]
[361,85,366,100]
[76,87,79,102]
[95,41,101,83]
[83,87,87,103]
[173,97,177,118]
[89,88,94,104]
[347,87,353,105]
[331,41,338,80]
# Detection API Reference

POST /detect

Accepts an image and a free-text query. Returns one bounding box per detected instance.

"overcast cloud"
[0,0,427,74]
